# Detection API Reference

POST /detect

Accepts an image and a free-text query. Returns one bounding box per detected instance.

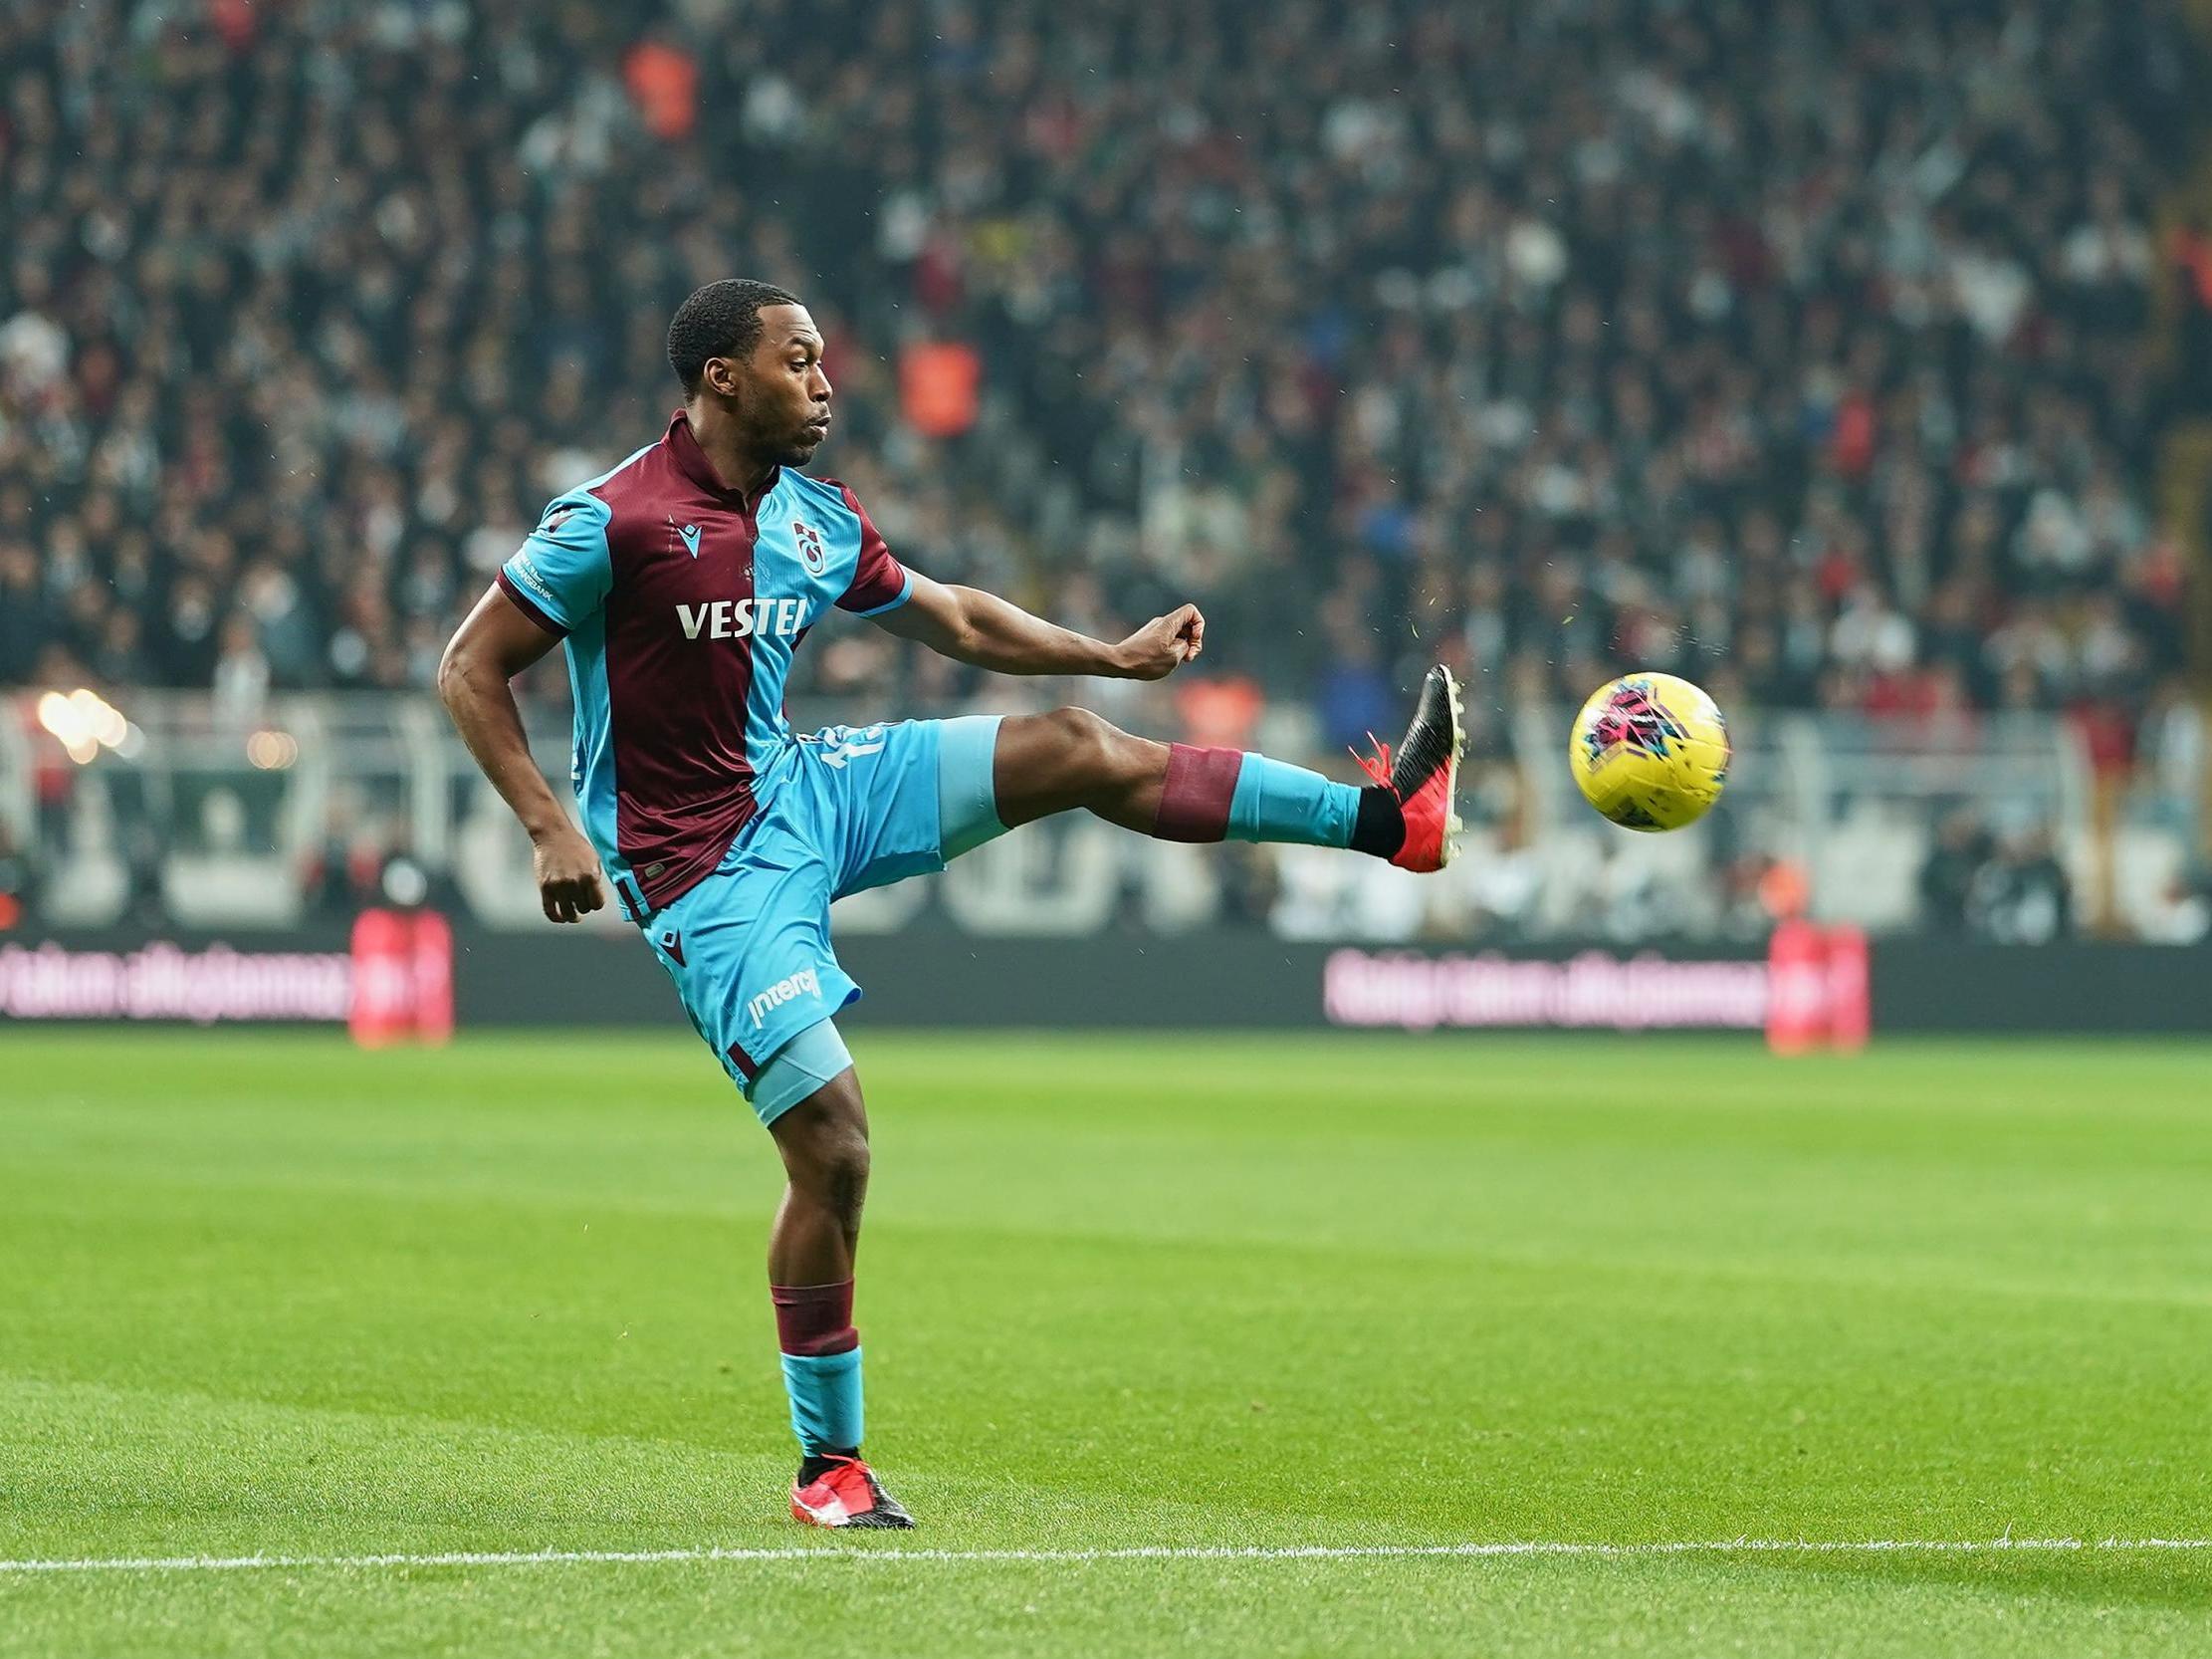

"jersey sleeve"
[834,485,913,615]
[498,491,613,636]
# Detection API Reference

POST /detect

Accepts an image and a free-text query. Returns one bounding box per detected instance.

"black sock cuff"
[1349,787,1406,858]
[797,1448,861,1482]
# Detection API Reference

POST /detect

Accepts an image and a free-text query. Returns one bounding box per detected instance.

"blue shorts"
[640,715,1005,1125]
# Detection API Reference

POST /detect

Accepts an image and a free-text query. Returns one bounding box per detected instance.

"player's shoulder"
[537,440,671,547]
[527,486,611,549]
[784,469,863,519]
[582,439,673,512]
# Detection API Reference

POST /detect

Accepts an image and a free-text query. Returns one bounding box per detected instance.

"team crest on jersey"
[792,519,825,575]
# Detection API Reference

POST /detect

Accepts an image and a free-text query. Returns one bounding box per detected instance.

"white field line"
[2,1538,2208,1576]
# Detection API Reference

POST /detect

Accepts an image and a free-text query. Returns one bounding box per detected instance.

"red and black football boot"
[1355,664,1465,872]
[789,1455,917,1530]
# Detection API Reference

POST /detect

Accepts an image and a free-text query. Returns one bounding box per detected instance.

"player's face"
[740,304,832,466]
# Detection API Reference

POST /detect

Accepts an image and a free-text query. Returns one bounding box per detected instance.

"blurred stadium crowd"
[1,0,2208,940]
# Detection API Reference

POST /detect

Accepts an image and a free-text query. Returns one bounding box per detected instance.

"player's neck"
[684,399,778,502]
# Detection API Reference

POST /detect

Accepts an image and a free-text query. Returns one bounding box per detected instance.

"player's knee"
[822,1115,870,1181]
[772,1080,871,1202]
[809,1123,870,1218]
[1043,705,1138,784]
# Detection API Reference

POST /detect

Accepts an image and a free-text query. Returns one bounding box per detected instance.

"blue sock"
[780,1347,865,1454]
[1225,754,1361,848]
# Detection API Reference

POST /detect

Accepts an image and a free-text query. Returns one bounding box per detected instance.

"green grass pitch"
[2,1030,2208,1657]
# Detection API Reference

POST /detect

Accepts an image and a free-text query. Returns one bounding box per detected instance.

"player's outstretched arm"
[438,588,606,924]
[870,573,1203,681]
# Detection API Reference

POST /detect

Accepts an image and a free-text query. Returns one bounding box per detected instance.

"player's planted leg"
[991,664,1464,871]
[764,1058,915,1529]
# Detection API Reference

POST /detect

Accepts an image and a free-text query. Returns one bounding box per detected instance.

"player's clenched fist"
[532,825,606,924]
[1114,603,1206,680]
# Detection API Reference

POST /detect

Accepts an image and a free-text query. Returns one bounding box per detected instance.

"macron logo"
[676,596,807,641]
[748,968,821,1028]
[678,523,702,558]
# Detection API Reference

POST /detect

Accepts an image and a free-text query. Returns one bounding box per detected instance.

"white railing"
[1,687,2197,940]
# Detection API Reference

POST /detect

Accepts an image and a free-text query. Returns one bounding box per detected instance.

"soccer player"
[439,279,1462,1529]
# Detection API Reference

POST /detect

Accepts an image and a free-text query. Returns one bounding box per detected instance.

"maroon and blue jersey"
[498,410,912,919]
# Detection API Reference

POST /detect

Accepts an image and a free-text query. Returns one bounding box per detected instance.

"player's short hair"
[667,279,804,391]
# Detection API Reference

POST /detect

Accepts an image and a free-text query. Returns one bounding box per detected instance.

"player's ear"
[700,356,741,400]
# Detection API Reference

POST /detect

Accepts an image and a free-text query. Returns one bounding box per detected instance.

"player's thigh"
[645,839,858,1118]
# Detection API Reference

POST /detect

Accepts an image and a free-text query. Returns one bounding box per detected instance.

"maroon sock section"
[1152,744,1244,842]
[773,1279,859,1356]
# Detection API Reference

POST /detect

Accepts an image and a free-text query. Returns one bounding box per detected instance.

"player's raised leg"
[759,1024,914,1529]
[992,664,1465,871]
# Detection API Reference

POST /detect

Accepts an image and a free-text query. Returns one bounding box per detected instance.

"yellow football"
[1568,672,1731,831]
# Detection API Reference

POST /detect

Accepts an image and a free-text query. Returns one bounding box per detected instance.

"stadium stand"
[1,0,2205,938]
